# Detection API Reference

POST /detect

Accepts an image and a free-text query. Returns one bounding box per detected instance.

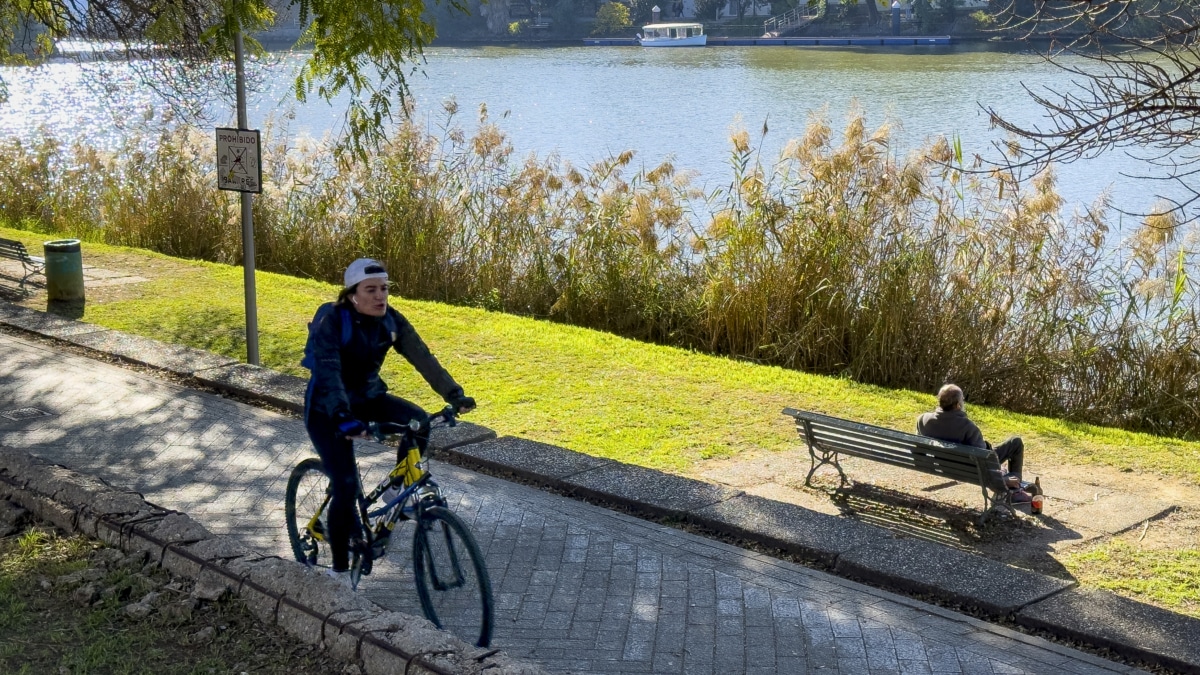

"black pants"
[988,437,1024,480]
[304,393,430,572]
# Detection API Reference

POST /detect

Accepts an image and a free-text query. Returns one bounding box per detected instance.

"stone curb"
[442,438,1072,611]
[1017,588,1200,675]
[0,446,547,675]
[3,300,1198,672]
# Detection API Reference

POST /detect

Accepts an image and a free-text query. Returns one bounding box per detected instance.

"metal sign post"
[215,27,261,366]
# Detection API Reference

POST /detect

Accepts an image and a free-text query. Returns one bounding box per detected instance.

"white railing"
[762,7,818,35]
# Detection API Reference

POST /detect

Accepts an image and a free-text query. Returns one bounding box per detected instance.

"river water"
[0,43,1178,220]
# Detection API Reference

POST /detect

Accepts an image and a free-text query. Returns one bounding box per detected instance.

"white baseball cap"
[344,258,388,289]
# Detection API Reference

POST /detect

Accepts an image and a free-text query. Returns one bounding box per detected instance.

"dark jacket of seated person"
[916,384,1024,480]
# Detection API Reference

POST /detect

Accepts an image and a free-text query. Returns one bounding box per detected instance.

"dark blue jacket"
[304,302,463,424]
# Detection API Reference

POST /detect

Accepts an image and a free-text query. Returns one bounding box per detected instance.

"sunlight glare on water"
[0,44,1175,218]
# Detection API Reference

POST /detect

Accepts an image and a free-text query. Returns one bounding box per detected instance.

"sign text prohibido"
[216,128,263,194]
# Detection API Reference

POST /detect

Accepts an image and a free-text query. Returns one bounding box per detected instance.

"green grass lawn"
[4,224,1200,619]
[1065,539,1200,618]
[4,224,1199,480]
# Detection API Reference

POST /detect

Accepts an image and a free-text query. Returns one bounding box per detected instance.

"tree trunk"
[864,0,880,26]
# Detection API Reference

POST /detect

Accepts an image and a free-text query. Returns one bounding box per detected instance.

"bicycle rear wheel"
[412,506,494,647]
[285,458,332,568]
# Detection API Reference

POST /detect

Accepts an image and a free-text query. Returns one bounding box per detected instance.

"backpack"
[299,306,397,371]
[300,306,350,369]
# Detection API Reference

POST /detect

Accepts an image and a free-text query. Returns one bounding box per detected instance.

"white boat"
[638,22,706,47]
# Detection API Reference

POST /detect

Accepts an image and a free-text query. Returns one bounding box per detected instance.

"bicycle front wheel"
[285,458,332,568]
[412,506,494,647]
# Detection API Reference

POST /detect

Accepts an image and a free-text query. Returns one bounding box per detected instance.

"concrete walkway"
[0,329,1146,674]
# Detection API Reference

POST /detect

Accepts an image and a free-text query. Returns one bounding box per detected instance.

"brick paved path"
[0,331,1141,674]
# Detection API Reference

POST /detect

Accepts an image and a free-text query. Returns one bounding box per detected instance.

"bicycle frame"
[301,431,433,546]
[364,470,436,523]
[349,410,457,558]
[298,408,461,573]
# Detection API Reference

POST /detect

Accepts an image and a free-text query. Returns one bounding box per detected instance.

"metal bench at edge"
[782,407,1017,524]
[0,238,46,290]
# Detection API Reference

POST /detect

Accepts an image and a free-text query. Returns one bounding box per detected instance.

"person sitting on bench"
[917,384,1024,480]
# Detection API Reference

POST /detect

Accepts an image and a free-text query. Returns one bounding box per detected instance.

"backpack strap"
[339,308,353,347]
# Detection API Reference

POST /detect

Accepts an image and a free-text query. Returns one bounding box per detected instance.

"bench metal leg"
[806,446,849,489]
[18,262,43,292]
[978,485,1016,525]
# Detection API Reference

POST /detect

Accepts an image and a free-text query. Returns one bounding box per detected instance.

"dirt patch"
[0,508,353,675]
[694,444,1200,610]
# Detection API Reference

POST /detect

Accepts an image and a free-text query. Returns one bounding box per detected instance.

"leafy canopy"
[0,0,465,156]
[592,1,631,35]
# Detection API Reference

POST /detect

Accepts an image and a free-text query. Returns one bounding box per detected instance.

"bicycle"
[285,406,494,647]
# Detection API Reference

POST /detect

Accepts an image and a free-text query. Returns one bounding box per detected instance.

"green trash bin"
[43,239,85,302]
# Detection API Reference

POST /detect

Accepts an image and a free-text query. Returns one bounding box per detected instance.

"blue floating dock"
[582,36,951,46]
[583,37,639,45]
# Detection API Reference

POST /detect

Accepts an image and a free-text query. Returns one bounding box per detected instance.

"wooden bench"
[782,407,1020,523]
[0,238,45,290]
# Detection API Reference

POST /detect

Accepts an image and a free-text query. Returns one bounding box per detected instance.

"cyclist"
[302,258,476,583]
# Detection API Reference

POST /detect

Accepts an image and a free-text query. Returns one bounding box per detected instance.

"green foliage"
[628,0,657,25]
[427,0,486,38]
[695,0,725,20]
[290,0,455,159]
[553,0,588,37]
[836,0,861,21]
[1,106,1198,439]
[0,0,467,159]
[969,9,995,26]
[593,1,632,34]
[936,0,955,23]
[911,0,932,27]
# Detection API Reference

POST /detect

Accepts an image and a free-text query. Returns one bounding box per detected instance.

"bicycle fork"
[419,519,468,591]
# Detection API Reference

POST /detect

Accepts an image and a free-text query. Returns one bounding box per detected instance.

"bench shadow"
[819,478,1080,579]
[0,270,40,301]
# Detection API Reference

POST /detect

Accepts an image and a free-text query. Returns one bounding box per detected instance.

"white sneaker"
[325,568,355,590]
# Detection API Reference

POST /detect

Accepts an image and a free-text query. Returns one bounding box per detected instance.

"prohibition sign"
[216,127,263,193]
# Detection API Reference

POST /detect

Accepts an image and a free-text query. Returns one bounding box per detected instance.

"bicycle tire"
[349,540,367,590]
[412,506,494,647]
[285,458,332,567]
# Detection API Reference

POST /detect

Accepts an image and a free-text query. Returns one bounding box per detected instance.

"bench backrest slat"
[808,431,984,483]
[0,238,34,262]
[806,419,959,455]
[784,407,1004,490]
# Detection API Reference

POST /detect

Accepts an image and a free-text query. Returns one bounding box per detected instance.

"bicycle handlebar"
[367,405,461,442]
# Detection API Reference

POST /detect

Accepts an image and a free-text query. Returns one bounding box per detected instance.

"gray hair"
[937,384,964,411]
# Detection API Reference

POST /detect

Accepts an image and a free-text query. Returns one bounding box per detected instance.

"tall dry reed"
[0,105,1195,437]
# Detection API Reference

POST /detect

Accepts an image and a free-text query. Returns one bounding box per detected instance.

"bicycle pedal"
[370,534,391,559]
